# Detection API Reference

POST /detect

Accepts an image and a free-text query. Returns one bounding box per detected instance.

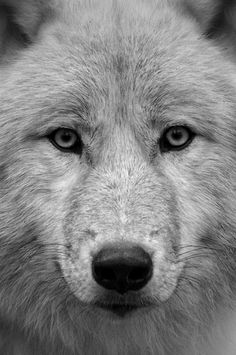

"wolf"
[0,0,236,354]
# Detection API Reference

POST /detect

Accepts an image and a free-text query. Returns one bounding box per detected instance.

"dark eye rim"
[159,125,195,153]
[48,128,84,154]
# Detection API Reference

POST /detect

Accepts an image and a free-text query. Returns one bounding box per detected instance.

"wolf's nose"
[92,246,153,294]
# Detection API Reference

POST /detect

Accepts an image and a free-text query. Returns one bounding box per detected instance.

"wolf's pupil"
[62,133,71,142]
[60,132,73,143]
[171,130,182,140]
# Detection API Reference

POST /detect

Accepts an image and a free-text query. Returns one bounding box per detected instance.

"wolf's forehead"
[49,6,187,108]
[56,0,181,56]
[59,0,164,27]
[51,0,203,94]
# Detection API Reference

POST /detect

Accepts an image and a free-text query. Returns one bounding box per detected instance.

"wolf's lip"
[94,302,151,316]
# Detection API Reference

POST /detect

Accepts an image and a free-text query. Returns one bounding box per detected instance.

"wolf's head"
[0,1,236,354]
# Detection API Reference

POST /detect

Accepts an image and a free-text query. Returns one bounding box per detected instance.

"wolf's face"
[1,1,236,354]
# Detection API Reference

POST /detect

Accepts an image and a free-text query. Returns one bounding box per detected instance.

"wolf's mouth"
[93,300,154,317]
[95,303,139,316]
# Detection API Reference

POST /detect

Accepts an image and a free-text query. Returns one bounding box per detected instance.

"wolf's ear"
[0,0,52,56]
[183,0,236,50]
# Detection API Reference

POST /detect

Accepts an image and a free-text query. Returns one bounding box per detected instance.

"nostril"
[129,265,151,283]
[92,246,153,294]
[95,265,116,283]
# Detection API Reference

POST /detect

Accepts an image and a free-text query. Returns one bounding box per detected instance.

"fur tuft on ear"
[1,0,52,38]
[182,0,236,57]
[0,0,53,57]
[183,0,236,36]
[183,0,222,33]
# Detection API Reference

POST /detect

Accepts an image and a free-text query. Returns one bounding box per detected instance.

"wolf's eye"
[160,126,194,152]
[49,128,83,154]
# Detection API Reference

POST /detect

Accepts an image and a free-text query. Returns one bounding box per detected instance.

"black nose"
[92,246,153,294]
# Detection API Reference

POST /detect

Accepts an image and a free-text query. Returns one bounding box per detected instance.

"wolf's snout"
[92,246,153,294]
